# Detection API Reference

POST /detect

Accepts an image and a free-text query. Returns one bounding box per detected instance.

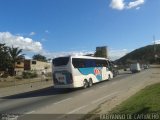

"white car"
[130,63,141,73]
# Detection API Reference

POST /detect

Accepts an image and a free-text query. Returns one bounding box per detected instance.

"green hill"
[116,44,160,64]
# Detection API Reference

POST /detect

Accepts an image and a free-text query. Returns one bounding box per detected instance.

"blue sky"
[0,0,160,60]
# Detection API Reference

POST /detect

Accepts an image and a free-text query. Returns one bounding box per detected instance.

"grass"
[104,83,160,120]
[84,83,160,120]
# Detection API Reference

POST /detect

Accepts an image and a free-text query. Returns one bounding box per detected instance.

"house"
[15,59,52,75]
[24,60,51,72]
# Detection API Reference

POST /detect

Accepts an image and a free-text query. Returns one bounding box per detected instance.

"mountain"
[116,44,160,64]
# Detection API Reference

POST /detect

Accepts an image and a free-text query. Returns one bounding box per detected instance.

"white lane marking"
[67,105,88,114]
[56,105,88,120]
[53,98,72,105]
[26,110,35,114]
[19,110,35,119]
[91,92,119,104]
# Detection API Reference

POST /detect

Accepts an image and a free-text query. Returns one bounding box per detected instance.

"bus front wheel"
[108,75,111,80]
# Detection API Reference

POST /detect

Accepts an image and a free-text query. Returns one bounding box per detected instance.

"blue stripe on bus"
[78,67,102,81]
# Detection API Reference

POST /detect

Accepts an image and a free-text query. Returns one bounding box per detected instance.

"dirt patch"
[0,76,52,88]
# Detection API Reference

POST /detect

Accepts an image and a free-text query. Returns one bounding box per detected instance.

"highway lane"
[18,68,155,120]
[0,70,132,115]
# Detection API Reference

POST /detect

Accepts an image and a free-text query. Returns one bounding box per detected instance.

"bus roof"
[53,55,109,60]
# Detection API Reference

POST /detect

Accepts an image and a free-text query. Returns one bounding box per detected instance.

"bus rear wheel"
[88,78,93,87]
[83,79,88,89]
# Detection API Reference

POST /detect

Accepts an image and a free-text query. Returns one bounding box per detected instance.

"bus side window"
[92,61,96,67]
[96,60,99,67]
[104,60,108,67]
[80,63,84,68]
[84,59,96,68]
[72,58,78,68]
[85,59,90,67]
[96,60,101,67]
[101,60,105,67]
[80,59,85,68]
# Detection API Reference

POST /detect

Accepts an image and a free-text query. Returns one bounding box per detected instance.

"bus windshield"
[52,57,69,66]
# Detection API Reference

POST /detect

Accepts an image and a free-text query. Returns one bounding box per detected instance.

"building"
[15,59,52,75]
[15,60,25,72]
[95,46,108,58]
[24,60,51,72]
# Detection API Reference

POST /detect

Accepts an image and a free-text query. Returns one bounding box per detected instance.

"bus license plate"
[58,76,64,81]
[56,73,66,83]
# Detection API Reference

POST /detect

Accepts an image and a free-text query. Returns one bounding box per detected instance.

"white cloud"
[29,32,36,36]
[108,49,129,60]
[126,0,145,9]
[24,55,32,59]
[110,0,145,10]
[0,32,42,53]
[41,49,128,61]
[41,50,94,59]
[153,40,160,44]
[110,0,125,10]
[136,7,140,10]
[45,30,49,33]
[0,32,129,60]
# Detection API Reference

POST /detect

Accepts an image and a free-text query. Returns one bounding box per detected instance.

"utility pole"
[153,36,158,62]
[153,36,156,54]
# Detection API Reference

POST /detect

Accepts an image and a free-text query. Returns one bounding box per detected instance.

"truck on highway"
[130,63,141,73]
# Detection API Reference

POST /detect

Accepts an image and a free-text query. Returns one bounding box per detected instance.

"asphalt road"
[0,68,156,120]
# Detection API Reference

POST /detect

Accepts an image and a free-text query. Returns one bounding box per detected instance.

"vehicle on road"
[130,63,141,73]
[52,56,113,88]
[109,63,119,77]
[143,64,149,69]
[112,67,119,77]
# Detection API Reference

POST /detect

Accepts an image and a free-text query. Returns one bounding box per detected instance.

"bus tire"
[108,75,111,80]
[88,78,93,87]
[83,79,88,89]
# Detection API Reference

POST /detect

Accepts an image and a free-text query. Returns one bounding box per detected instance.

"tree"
[8,46,25,75]
[0,44,10,71]
[32,54,47,62]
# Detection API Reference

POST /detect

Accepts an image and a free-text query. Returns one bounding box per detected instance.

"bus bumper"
[54,84,81,88]
[54,81,83,88]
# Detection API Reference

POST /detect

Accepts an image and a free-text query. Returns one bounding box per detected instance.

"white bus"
[52,55,113,88]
